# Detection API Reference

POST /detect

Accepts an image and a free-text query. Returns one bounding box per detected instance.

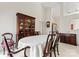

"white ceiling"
[42,2,79,16]
[41,2,61,8]
[62,2,79,16]
[41,2,61,18]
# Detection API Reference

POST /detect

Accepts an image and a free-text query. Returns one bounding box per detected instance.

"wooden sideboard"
[59,33,77,46]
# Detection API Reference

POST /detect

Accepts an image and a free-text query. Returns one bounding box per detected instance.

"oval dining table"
[18,35,48,57]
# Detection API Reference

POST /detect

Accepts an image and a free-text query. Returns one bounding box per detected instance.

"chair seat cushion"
[1,39,14,48]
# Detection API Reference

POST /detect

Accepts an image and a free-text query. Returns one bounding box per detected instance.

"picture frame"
[46,21,50,28]
[71,24,74,30]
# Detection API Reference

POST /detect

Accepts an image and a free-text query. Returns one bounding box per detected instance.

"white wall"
[63,14,79,32]
[42,5,61,35]
[0,10,17,51]
[43,7,51,34]
[42,7,55,35]
[0,2,43,50]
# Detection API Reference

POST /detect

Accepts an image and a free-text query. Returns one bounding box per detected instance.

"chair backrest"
[2,33,13,40]
[3,36,13,57]
[43,34,53,56]
[51,23,59,48]
[51,31,59,48]
[2,33,13,57]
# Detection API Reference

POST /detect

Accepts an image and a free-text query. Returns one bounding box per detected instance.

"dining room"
[0,2,79,57]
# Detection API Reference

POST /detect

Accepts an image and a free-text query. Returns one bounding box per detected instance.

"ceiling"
[62,2,79,16]
[41,2,61,8]
[42,2,79,16]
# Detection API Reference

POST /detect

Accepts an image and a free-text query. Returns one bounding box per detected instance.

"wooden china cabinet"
[16,13,35,41]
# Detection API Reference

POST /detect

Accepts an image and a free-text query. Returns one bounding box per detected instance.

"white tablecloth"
[18,35,48,57]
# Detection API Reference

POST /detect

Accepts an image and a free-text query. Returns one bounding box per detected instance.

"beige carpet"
[57,43,79,57]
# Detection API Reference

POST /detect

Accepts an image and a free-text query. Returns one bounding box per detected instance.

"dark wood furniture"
[59,33,77,46]
[43,32,59,57]
[3,35,30,57]
[16,13,35,41]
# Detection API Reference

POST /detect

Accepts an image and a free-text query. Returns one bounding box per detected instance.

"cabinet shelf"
[16,13,35,40]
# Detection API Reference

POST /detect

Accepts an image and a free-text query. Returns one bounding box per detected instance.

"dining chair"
[50,31,60,57]
[3,36,30,57]
[43,34,52,57]
[43,31,60,57]
[1,33,15,54]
